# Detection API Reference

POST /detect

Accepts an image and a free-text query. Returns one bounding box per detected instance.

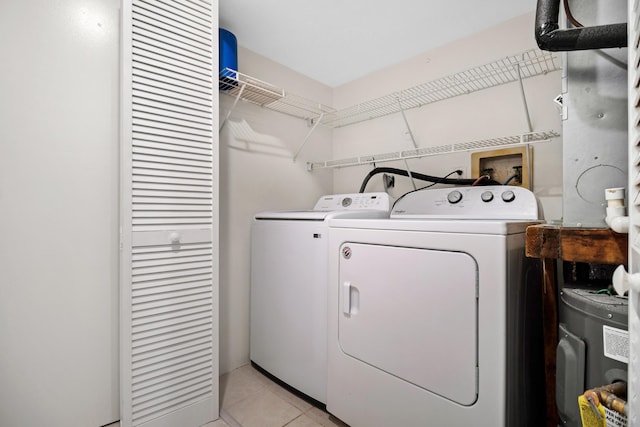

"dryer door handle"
[343,281,351,315]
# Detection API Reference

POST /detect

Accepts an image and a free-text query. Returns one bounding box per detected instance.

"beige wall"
[220,11,564,375]
[219,48,334,374]
[331,12,563,220]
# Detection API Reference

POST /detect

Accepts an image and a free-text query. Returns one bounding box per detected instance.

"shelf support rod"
[219,83,246,131]
[516,63,534,187]
[293,113,324,162]
[402,158,418,191]
[516,63,534,133]
[397,98,418,149]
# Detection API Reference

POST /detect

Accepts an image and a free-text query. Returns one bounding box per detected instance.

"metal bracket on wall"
[397,97,419,189]
[398,98,418,149]
[293,113,324,162]
[219,83,246,131]
[515,59,534,187]
[516,61,534,133]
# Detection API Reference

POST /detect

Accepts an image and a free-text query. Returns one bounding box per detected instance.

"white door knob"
[169,232,181,244]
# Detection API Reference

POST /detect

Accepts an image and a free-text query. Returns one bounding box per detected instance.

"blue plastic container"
[219,28,238,90]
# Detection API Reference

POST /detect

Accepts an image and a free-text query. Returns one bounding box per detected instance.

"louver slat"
[134,103,213,126]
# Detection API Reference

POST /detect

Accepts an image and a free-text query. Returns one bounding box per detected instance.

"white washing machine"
[326,185,546,427]
[250,192,391,405]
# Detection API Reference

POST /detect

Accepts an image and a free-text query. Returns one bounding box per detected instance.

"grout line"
[283,413,307,426]
[219,408,243,427]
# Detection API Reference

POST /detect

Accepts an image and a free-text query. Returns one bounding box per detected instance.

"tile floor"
[219,364,348,427]
[106,363,348,427]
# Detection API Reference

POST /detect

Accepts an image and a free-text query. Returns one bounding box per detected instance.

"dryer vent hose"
[359,167,499,193]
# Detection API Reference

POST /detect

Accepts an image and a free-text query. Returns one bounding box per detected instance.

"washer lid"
[256,209,393,221]
[255,192,391,220]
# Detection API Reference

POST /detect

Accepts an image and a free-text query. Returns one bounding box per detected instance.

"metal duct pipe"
[535,0,627,51]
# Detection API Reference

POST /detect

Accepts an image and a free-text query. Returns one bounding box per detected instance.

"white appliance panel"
[250,219,329,402]
[327,227,511,427]
[327,186,543,427]
[338,243,478,405]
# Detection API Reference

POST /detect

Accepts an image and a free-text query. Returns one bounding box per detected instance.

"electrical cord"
[419,169,463,190]
[358,167,499,193]
[471,175,491,186]
[563,0,583,28]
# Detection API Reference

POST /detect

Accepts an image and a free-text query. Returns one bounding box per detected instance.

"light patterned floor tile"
[236,364,275,388]
[266,380,314,413]
[220,365,270,409]
[226,388,302,427]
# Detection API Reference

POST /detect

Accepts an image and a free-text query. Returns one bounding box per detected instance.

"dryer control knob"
[447,190,463,204]
[481,191,494,202]
[501,190,515,203]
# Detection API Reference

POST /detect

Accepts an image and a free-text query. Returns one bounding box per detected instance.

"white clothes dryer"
[250,192,390,405]
[326,186,545,427]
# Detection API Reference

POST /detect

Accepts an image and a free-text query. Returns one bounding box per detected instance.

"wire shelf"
[219,49,559,129]
[307,130,560,170]
[218,49,561,168]
[219,68,335,121]
[319,49,560,128]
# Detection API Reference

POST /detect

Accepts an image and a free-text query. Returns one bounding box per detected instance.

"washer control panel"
[391,186,540,220]
[314,192,391,212]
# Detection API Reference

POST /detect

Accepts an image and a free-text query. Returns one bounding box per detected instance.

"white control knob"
[612,265,640,296]
[447,190,463,204]
[481,191,494,202]
[501,190,515,203]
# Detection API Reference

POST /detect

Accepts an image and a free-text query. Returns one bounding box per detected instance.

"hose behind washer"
[359,167,499,193]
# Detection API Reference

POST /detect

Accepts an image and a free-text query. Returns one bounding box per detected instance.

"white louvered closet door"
[120,1,219,426]
[630,1,640,425]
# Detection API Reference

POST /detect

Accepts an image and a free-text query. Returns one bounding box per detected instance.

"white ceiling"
[218,0,537,87]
